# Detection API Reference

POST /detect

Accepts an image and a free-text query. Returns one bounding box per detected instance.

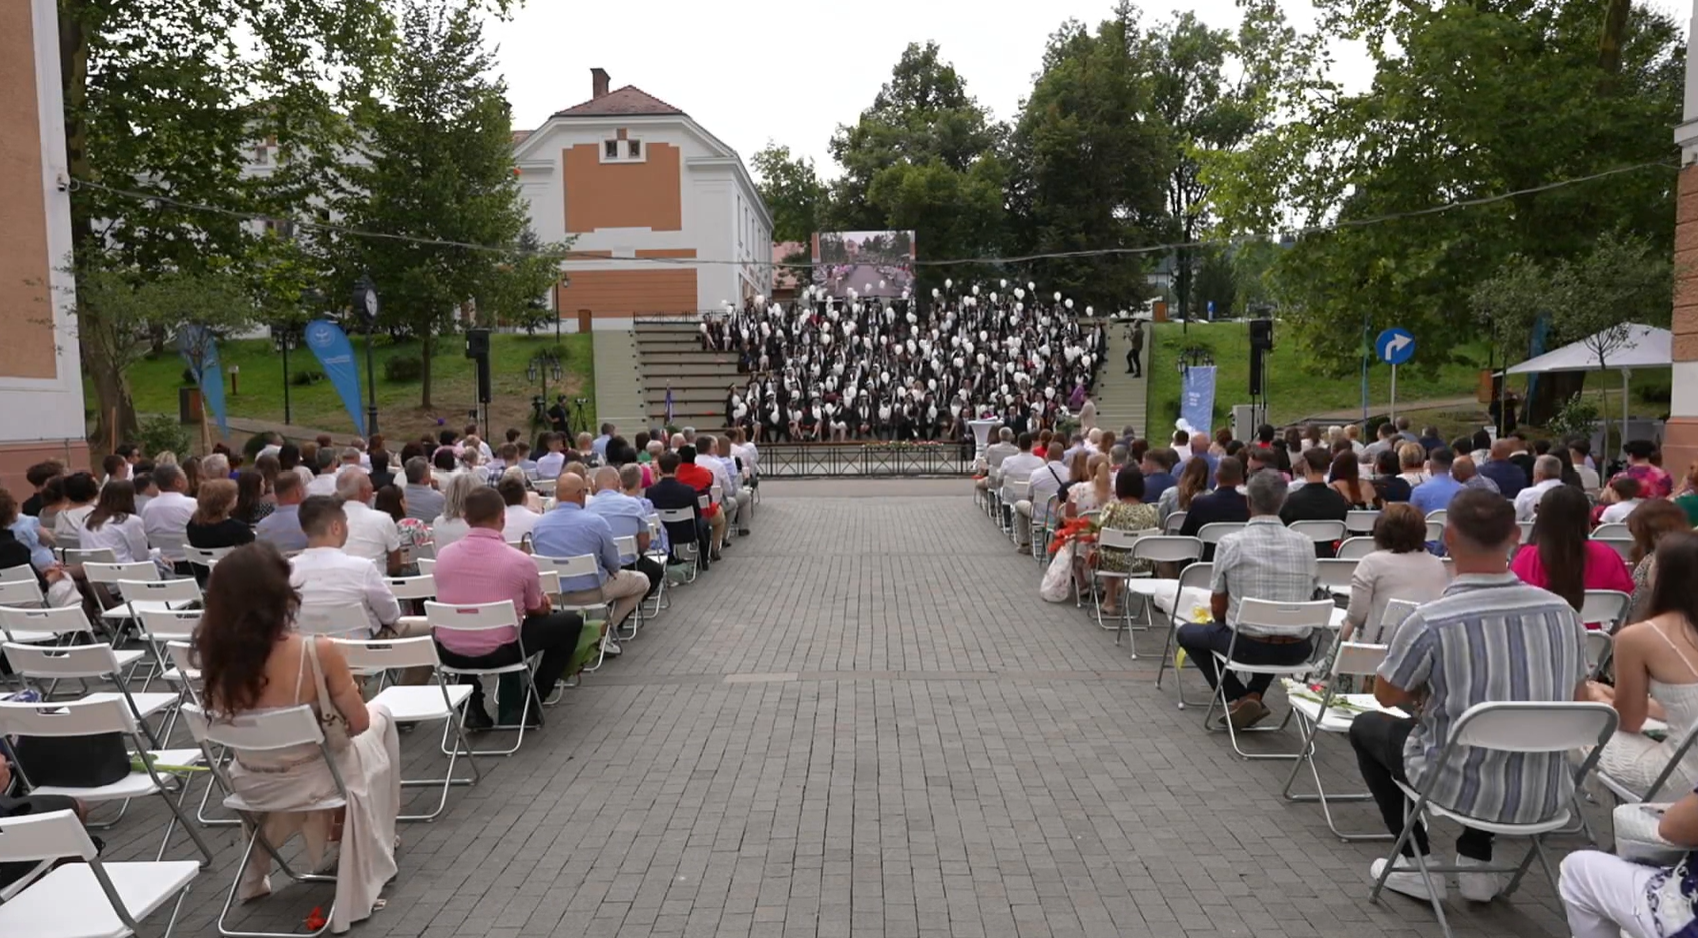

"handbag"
[11,730,131,789]
[305,638,352,753]
[1615,802,1688,866]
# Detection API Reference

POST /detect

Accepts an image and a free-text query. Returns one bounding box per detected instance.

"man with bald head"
[1478,438,1525,500]
[1452,456,1500,495]
[335,465,402,574]
[586,465,664,600]
[531,472,650,652]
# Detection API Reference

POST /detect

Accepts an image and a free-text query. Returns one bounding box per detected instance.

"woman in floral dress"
[1095,466,1161,617]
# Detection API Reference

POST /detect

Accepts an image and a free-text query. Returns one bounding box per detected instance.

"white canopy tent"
[1505,323,1671,450]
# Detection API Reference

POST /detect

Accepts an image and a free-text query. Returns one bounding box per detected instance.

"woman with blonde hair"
[429,472,481,551]
[1067,454,1112,517]
[186,478,254,550]
[1396,442,1429,488]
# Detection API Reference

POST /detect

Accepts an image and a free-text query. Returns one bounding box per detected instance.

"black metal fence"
[757,442,976,478]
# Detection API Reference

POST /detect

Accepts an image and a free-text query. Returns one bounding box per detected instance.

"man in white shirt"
[497,475,542,542]
[698,435,749,535]
[1512,454,1565,522]
[1019,442,1070,550]
[999,433,1046,550]
[334,467,402,574]
[290,495,403,637]
[305,449,339,498]
[1170,429,1192,465]
[1599,477,1645,525]
[535,433,567,481]
[729,428,759,483]
[140,464,196,570]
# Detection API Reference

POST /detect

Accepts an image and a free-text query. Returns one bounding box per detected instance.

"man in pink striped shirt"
[432,487,583,729]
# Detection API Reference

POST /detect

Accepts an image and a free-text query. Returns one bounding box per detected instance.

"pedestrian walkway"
[1094,324,1148,439]
[106,482,1576,938]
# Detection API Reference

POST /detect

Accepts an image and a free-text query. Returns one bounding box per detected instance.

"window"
[627,139,640,158]
[604,139,618,159]
[600,137,645,163]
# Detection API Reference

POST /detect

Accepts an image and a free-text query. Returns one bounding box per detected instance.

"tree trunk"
[420,332,433,408]
[1598,0,1631,76]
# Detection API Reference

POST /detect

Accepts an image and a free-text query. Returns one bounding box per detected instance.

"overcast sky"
[489,0,1690,181]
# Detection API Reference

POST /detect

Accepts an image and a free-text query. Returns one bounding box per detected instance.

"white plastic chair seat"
[1150,584,1347,628]
[0,859,200,938]
[159,666,199,684]
[109,649,145,671]
[99,601,183,621]
[7,629,57,644]
[369,684,472,722]
[1393,779,1574,835]
[222,790,346,814]
[1284,683,1409,732]
[1127,578,1178,600]
[82,691,178,720]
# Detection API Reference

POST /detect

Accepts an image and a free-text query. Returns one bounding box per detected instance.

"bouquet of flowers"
[1048,515,1100,555]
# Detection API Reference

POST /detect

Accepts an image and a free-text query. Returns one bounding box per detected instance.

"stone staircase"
[1093,325,1149,438]
[632,320,740,432]
[591,328,647,434]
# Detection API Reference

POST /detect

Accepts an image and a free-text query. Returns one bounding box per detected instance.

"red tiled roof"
[512,129,532,143]
[552,85,685,119]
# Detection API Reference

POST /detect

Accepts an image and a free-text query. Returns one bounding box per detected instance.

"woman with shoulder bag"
[196,542,400,932]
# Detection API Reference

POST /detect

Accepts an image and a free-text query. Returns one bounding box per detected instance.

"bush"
[290,367,326,387]
[1546,394,1600,443]
[136,414,192,459]
[1637,384,1673,405]
[383,355,423,382]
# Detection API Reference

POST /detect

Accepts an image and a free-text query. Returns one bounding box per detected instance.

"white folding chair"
[1425,509,1448,524]
[1365,598,1421,646]
[294,605,374,638]
[1598,717,1698,806]
[1592,522,1630,541]
[531,477,557,497]
[1289,520,1346,550]
[1280,641,1396,840]
[0,564,37,584]
[1336,537,1377,561]
[1088,527,1143,636]
[1368,701,1619,938]
[332,636,480,820]
[643,515,671,614]
[1425,520,1446,544]
[656,508,700,582]
[0,605,130,663]
[424,600,539,755]
[415,556,436,575]
[84,562,160,637]
[1344,510,1381,535]
[1114,534,1200,652]
[2,642,177,749]
[105,575,196,637]
[1152,560,1215,707]
[182,545,232,574]
[161,640,236,828]
[545,555,613,672]
[1581,589,1632,635]
[1202,598,1336,760]
[611,535,644,638]
[0,809,199,938]
[1161,510,1188,535]
[0,697,213,866]
[61,548,117,566]
[1196,522,1245,551]
[1005,479,1032,540]
[179,703,344,938]
[1516,520,1534,545]
[384,574,437,603]
[1316,557,1358,599]
[1583,630,1614,681]
[1033,494,1062,561]
[1592,535,1636,562]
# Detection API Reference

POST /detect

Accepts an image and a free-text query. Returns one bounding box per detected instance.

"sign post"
[1375,327,1417,422]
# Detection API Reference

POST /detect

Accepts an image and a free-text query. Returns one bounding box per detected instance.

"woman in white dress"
[197,543,401,933]
[1587,532,1698,795]
[80,480,151,564]
[1066,455,1111,518]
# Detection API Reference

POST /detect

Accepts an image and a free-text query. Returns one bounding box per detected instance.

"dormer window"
[601,136,645,163]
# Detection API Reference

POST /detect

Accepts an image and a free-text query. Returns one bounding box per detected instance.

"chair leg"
[1279,721,1389,841]
[218,825,336,938]
[400,715,481,822]
[197,745,241,827]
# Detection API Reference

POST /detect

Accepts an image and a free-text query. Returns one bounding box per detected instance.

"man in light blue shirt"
[591,423,615,461]
[585,466,663,600]
[1409,447,1464,517]
[530,472,648,639]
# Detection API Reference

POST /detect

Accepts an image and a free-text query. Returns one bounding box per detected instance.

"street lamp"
[353,274,380,435]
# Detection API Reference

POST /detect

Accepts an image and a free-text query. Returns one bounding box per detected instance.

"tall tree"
[1008,12,1171,306]
[751,144,826,244]
[1204,0,1682,378]
[333,0,561,407]
[58,0,395,444]
[827,42,1008,289]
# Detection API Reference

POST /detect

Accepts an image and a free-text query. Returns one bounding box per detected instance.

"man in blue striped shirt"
[1352,488,1587,904]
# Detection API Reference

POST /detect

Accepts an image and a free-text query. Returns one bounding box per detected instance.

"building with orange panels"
[514,69,773,331]
[0,0,90,488]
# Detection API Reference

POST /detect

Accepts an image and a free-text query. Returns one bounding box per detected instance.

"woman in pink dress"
[1511,484,1633,627]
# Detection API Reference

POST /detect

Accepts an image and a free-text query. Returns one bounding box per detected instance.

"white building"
[513,68,773,331]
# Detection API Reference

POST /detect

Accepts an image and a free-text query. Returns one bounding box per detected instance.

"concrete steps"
[1094,325,1149,438]
[634,320,741,430]
[591,329,647,434]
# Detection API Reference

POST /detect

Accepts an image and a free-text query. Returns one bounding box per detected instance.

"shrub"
[1546,393,1600,443]
[383,355,424,382]
[290,367,326,387]
[1638,384,1673,405]
[136,414,192,458]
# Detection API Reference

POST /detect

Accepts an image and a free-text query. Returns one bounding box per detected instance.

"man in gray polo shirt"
[1352,488,1587,904]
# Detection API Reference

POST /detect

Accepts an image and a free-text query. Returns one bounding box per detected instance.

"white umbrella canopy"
[1504,324,1670,375]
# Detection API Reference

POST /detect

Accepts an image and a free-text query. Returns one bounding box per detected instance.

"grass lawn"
[1145,321,1671,432]
[113,331,595,445]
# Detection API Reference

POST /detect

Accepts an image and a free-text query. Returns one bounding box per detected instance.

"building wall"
[1666,162,1698,472]
[0,0,89,488]
[563,142,683,233]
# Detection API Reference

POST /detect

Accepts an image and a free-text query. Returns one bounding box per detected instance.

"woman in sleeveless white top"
[1593,613,1698,795]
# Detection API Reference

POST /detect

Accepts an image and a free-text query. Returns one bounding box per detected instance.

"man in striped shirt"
[1352,488,1587,904]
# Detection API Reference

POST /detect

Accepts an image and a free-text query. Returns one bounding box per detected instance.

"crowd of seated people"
[977,415,1698,936]
[713,286,1107,443]
[0,421,759,926]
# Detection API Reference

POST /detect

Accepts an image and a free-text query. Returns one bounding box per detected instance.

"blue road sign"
[1376,327,1416,366]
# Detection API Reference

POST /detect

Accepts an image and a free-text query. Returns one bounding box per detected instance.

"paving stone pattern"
[104,483,1583,938]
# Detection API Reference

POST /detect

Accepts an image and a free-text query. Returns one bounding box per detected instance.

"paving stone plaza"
[107,480,1579,938]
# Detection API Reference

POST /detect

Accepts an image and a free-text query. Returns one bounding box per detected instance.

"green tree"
[1007,13,1171,306]
[751,144,826,244]
[333,0,563,407]
[827,42,1008,288]
[1190,247,1238,319]
[1204,0,1682,378]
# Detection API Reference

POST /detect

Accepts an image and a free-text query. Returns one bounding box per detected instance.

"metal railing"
[756,441,976,478]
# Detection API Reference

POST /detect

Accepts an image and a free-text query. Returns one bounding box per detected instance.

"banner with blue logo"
[303,319,366,435]
[1181,365,1217,434]
[176,325,228,436]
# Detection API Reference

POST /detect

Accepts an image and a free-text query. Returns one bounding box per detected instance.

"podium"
[969,419,997,465]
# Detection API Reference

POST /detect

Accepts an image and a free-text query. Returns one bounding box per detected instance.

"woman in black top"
[1372,450,1412,504]
[233,468,273,525]
[186,478,255,550]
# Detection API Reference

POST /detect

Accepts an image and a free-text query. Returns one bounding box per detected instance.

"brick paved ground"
[100,481,1586,938]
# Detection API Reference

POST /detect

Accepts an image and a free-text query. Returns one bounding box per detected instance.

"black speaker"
[465,328,490,359]
[1249,347,1265,398]
[1249,318,1274,350]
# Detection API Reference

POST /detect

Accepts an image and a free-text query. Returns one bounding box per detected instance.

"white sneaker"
[603,639,622,656]
[1454,854,1500,902]
[1371,856,1446,903]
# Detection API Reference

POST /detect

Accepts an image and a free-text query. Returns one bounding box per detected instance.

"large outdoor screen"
[810,230,915,299]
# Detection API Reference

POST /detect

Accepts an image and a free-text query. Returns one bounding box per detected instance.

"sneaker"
[1454,854,1500,902]
[1228,698,1271,730]
[1371,856,1446,903]
[603,639,623,657]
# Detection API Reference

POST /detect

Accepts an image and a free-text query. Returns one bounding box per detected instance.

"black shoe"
[710,550,723,562]
[497,703,543,728]
[461,706,494,732]
[738,529,752,536]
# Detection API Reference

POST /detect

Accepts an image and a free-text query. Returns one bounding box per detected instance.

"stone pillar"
[1670,164,1698,473]
[0,0,88,486]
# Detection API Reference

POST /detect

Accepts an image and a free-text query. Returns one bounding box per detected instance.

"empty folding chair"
[1425,509,1448,525]
[332,636,480,821]
[384,573,437,608]
[1114,534,1201,652]
[3,642,177,749]
[424,601,540,756]
[1592,522,1630,541]
[1,604,135,669]
[1201,598,1336,760]
[84,562,160,639]
[1368,701,1618,938]
[1336,537,1377,561]
[1280,641,1396,840]
[0,809,200,938]
[1344,510,1381,535]
[0,697,213,866]
[531,477,557,498]
[1153,561,1215,708]
[60,547,116,566]
[1593,535,1635,562]
[1516,520,1534,545]
[415,557,436,575]
[178,703,345,937]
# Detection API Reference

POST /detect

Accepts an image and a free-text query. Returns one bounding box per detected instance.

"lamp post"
[353,274,380,435]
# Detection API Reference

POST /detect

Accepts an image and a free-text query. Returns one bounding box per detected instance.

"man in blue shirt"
[1478,439,1527,501]
[591,423,615,462]
[585,465,663,601]
[1140,448,1178,504]
[531,472,649,646]
[1409,447,1464,517]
